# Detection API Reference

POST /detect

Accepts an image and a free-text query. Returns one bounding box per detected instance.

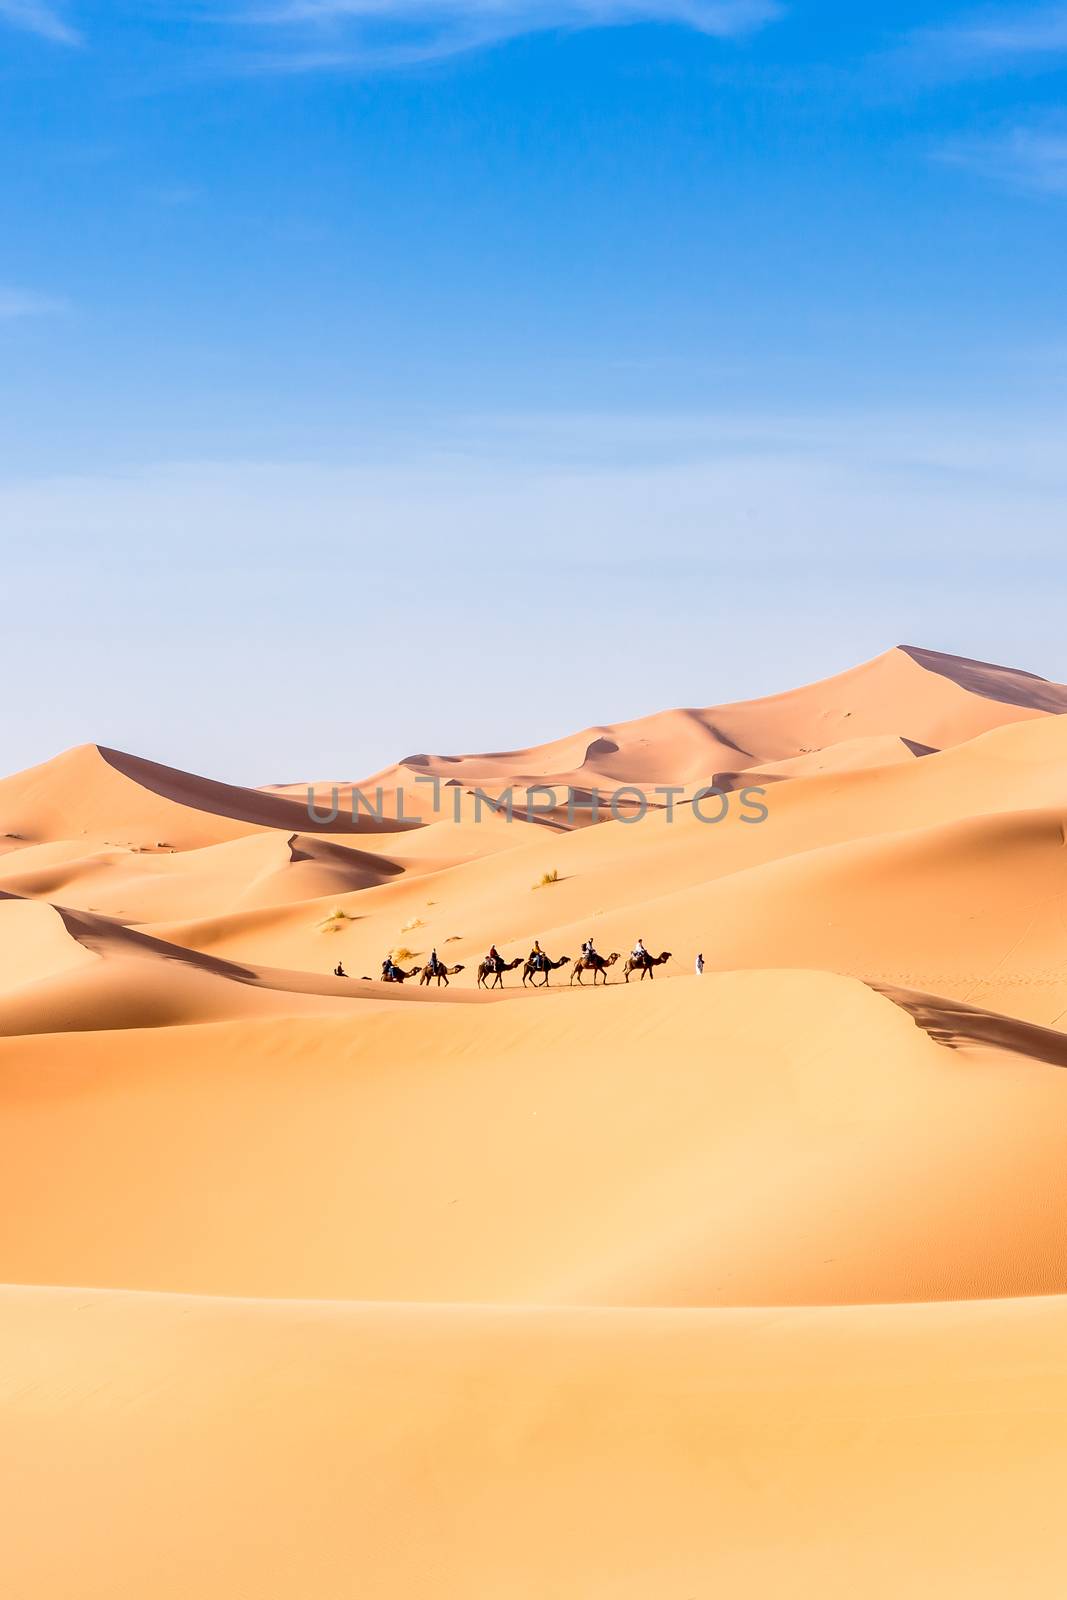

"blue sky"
[2,1,1067,780]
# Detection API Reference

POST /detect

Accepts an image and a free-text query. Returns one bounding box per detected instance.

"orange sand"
[3,643,1067,1595]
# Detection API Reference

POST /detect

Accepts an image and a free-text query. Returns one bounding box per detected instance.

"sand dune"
[141,717,1067,1021]
[0,892,491,1036]
[2,971,1066,1306]
[4,1285,1067,1600]
[0,742,415,853]
[263,646,1067,830]
[0,893,99,994]
[901,642,1067,712]
[727,730,938,783]
[0,829,405,922]
[876,981,1067,1066]
[343,645,1067,802]
[5,643,1067,1597]
[520,805,1067,1025]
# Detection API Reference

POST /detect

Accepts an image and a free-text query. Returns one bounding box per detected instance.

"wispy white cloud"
[0,0,81,45]
[937,125,1067,193]
[233,0,784,71]
[904,4,1067,77]
[0,286,70,319]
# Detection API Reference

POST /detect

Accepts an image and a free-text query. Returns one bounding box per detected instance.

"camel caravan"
[376,954,466,987]
[481,937,672,987]
[479,937,672,987]
[371,938,673,989]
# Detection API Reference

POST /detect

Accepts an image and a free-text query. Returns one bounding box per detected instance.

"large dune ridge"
[4,642,1067,1596]
[261,643,1067,817]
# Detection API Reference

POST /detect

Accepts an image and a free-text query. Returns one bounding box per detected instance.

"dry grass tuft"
[318,907,354,932]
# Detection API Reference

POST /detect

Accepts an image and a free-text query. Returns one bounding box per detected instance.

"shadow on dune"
[285,833,405,879]
[700,719,755,760]
[4,894,490,1010]
[53,903,261,985]
[709,770,790,793]
[900,646,1067,715]
[873,981,1067,1070]
[98,747,421,836]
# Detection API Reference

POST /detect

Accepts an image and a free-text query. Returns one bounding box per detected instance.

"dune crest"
[0,743,418,855]
[900,643,1067,713]
[269,646,1065,822]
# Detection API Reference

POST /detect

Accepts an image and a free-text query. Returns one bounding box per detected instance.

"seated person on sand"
[334,962,347,978]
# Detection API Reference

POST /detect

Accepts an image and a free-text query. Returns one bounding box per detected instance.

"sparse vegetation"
[534,868,560,888]
[445,934,462,943]
[401,916,424,932]
[391,946,416,962]
[319,907,354,932]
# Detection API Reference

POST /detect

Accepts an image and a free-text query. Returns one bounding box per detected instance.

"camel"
[381,964,420,984]
[522,953,570,987]
[477,955,524,989]
[418,962,465,987]
[623,950,673,982]
[570,951,620,986]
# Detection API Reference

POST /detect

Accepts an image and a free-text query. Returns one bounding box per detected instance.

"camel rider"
[632,937,649,965]
[381,956,395,980]
[582,937,598,963]
[530,939,544,971]
[487,943,501,972]
[430,947,441,976]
